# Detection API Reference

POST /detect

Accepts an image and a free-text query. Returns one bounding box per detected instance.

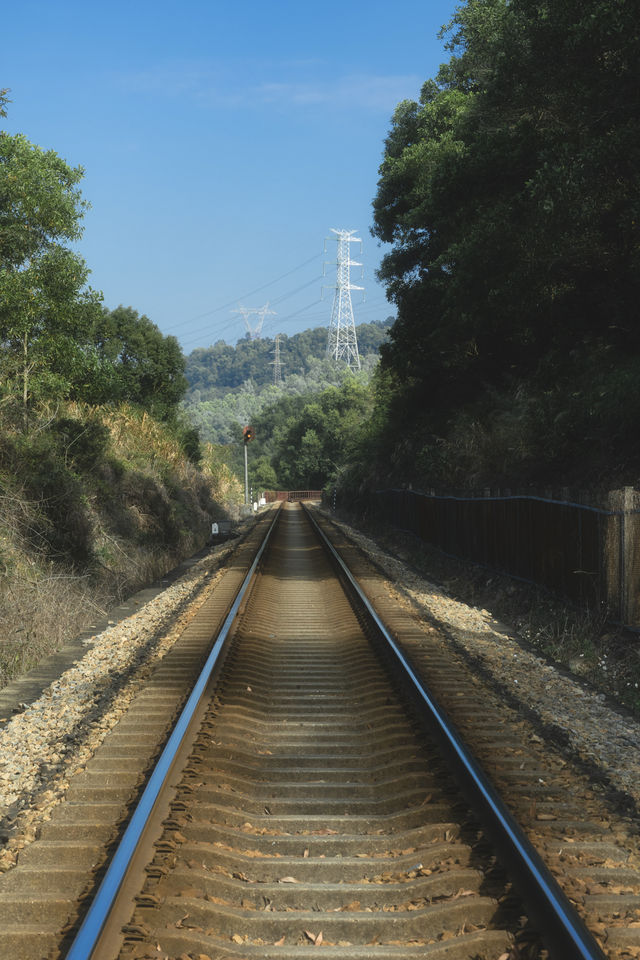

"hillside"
[183,320,390,445]
[185,320,391,396]
[0,401,242,689]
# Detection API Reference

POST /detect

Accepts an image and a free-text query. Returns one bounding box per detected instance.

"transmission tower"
[324,228,363,371]
[233,302,276,341]
[270,333,283,386]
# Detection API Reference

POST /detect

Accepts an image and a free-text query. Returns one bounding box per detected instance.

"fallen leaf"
[341,900,361,911]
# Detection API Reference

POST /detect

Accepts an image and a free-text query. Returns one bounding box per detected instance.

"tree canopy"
[248,379,374,491]
[0,101,189,422]
[0,118,104,409]
[93,305,188,420]
[363,0,640,490]
[373,0,640,408]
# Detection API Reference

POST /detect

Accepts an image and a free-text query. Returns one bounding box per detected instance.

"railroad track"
[1,503,639,959]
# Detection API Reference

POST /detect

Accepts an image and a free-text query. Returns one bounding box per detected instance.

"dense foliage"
[366,0,640,490]
[185,320,391,398]
[0,93,103,409]
[0,94,188,425]
[248,379,374,492]
[90,305,188,420]
[183,321,389,447]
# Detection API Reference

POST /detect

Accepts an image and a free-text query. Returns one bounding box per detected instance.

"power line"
[164,252,323,334]
[176,277,324,351]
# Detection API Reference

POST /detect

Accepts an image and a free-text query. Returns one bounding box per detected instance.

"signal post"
[242,425,253,505]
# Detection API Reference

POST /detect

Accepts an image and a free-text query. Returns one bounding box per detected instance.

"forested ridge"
[182,320,389,449]
[186,321,390,397]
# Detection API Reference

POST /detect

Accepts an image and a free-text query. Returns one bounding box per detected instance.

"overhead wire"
[166,247,391,352]
[177,273,326,351]
[177,293,393,353]
[163,251,324,336]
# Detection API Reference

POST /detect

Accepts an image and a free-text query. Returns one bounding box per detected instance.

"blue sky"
[3,0,459,353]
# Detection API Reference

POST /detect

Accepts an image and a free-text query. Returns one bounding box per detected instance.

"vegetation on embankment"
[0,91,242,687]
[0,401,242,687]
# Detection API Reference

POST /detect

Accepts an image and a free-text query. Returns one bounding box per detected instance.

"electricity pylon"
[324,228,363,371]
[270,333,283,385]
[233,303,276,341]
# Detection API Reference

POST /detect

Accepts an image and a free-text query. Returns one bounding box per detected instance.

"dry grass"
[0,567,108,687]
[65,401,185,468]
[201,443,244,507]
[0,400,243,690]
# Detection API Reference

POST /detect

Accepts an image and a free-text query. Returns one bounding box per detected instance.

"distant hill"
[184,319,392,399]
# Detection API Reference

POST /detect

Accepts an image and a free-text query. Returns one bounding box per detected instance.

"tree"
[250,455,278,492]
[94,306,188,419]
[0,114,103,412]
[372,0,640,410]
[265,380,373,489]
[0,246,105,407]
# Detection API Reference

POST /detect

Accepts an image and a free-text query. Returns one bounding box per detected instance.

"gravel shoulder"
[2,503,640,876]
[319,508,640,812]
[0,529,251,869]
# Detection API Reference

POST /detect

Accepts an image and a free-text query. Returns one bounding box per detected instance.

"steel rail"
[65,507,281,960]
[303,505,606,960]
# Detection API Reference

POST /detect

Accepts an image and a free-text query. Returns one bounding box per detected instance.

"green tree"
[94,306,188,419]
[0,112,103,412]
[373,0,640,406]
[250,455,278,492]
[265,380,373,489]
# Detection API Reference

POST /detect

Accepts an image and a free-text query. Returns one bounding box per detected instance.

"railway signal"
[242,425,254,505]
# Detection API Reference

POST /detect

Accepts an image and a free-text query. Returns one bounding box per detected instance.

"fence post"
[607,487,640,627]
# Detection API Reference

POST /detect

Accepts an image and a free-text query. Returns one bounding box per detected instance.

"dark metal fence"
[373,488,640,627]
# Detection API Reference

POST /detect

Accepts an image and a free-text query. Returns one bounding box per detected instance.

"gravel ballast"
[0,536,243,871]
[1,507,640,878]
[320,509,640,811]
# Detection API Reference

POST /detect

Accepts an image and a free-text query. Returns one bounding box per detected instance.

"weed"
[0,398,240,689]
